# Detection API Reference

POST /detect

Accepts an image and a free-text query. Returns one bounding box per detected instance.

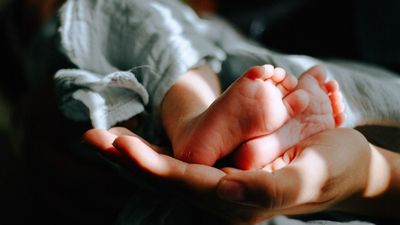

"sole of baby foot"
[234,65,345,170]
[173,65,309,166]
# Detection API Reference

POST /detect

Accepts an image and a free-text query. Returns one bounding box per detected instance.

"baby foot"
[173,65,309,165]
[234,65,346,169]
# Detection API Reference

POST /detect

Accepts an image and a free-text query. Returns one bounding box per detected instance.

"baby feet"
[234,66,345,169]
[172,65,309,166]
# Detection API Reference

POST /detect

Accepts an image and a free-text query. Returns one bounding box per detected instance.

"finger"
[261,147,298,172]
[221,167,244,174]
[113,135,181,176]
[83,128,123,159]
[218,146,327,209]
[109,127,170,155]
[108,127,136,136]
[262,157,287,173]
[113,135,226,192]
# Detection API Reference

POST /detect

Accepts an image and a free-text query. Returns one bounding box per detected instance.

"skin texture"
[162,65,344,168]
[84,128,400,225]
[161,64,306,166]
[234,66,345,169]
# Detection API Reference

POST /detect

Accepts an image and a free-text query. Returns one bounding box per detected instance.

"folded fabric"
[55,0,225,129]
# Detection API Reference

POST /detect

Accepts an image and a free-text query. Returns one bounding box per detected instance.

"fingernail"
[218,180,245,202]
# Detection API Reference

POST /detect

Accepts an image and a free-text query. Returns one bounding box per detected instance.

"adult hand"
[217,128,395,218]
[84,127,270,225]
[84,128,397,224]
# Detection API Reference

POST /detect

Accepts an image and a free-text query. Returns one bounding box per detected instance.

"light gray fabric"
[55,0,400,137]
[55,0,225,129]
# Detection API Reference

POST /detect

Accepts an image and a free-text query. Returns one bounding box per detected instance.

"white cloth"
[55,0,400,134]
[55,0,225,129]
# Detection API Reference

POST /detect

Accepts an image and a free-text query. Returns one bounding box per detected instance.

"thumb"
[217,169,300,209]
[217,149,327,209]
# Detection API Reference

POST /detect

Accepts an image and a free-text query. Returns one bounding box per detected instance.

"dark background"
[1,0,399,224]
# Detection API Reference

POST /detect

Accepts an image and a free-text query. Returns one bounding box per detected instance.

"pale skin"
[162,64,345,169]
[83,127,400,225]
[85,64,399,224]
[81,64,397,224]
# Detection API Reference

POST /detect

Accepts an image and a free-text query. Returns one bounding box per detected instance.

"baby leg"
[174,65,309,166]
